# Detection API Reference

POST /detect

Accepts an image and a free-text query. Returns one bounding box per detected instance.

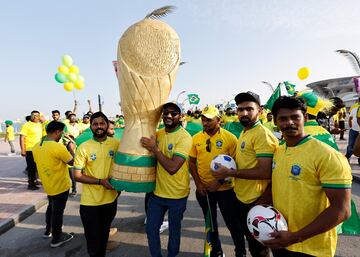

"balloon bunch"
[54,55,85,92]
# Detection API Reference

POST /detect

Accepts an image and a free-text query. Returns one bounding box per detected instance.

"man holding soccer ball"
[189,105,246,257]
[213,92,278,257]
[264,96,352,257]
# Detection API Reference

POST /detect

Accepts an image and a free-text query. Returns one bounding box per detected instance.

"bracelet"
[98,179,101,185]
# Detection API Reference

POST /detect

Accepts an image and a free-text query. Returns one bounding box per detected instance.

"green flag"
[264,84,281,110]
[188,94,200,105]
[284,81,296,95]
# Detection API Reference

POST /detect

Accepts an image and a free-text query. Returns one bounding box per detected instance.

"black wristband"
[98,179,101,185]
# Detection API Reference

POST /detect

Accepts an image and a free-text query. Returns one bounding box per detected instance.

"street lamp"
[261,81,275,93]
[175,90,186,102]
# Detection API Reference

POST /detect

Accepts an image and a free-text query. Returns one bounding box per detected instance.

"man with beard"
[189,106,246,257]
[263,96,351,257]
[140,102,192,257]
[73,112,119,257]
[213,92,278,257]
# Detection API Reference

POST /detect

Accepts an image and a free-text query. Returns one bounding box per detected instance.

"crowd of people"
[2,90,355,257]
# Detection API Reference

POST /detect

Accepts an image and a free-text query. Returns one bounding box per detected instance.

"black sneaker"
[42,230,52,238]
[28,184,40,190]
[50,232,74,248]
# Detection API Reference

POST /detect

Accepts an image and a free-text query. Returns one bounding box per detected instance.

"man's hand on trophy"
[140,136,158,153]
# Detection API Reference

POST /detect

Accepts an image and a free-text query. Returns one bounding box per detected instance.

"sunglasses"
[163,111,180,117]
[206,138,211,152]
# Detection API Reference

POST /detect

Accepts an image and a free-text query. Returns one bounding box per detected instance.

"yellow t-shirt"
[221,115,237,125]
[349,102,359,113]
[20,121,43,151]
[191,117,202,124]
[263,121,277,132]
[41,120,50,136]
[32,139,72,196]
[333,107,346,122]
[234,121,278,204]
[272,136,352,257]
[189,128,237,191]
[78,123,90,133]
[74,137,120,206]
[154,126,192,199]
[6,126,15,141]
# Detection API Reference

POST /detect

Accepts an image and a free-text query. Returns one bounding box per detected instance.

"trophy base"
[110,178,155,193]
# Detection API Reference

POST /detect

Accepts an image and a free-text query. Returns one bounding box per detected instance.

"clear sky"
[1,0,360,121]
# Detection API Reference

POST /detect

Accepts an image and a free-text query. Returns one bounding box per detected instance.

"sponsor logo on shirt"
[216,140,223,148]
[90,154,97,161]
[109,150,114,157]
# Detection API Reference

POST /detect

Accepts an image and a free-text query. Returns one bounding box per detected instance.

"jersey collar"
[286,135,312,148]
[304,120,319,127]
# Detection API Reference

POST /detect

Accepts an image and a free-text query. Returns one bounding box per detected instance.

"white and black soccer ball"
[210,154,236,182]
[247,204,288,243]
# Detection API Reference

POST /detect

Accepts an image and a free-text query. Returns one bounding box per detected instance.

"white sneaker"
[7,153,16,156]
[159,221,169,233]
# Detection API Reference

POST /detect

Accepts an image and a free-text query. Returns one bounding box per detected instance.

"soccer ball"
[247,205,288,243]
[210,154,236,182]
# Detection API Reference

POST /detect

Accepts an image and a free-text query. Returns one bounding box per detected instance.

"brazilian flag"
[188,94,200,105]
[284,81,296,95]
[204,209,213,257]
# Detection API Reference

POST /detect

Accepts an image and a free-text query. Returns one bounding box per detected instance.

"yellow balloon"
[77,75,85,82]
[62,55,73,67]
[67,73,77,82]
[74,80,85,90]
[298,67,310,80]
[69,65,80,74]
[63,82,74,92]
[58,65,69,75]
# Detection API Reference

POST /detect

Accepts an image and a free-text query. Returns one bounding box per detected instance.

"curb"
[0,197,47,236]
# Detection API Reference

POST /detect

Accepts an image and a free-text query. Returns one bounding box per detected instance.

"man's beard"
[240,117,252,127]
[164,120,180,129]
[92,128,107,138]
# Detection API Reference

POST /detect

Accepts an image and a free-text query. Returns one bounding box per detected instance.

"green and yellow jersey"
[74,137,120,206]
[304,120,338,150]
[189,128,237,191]
[234,121,278,204]
[32,138,72,196]
[154,126,192,199]
[272,136,352,257]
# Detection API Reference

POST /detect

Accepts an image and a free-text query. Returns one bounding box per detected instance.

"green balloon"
[54,73,68,83]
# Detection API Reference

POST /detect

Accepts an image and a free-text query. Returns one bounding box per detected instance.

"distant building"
[306,76,360,108]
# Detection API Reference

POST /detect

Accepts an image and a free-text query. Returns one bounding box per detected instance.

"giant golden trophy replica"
[110,7,180,192]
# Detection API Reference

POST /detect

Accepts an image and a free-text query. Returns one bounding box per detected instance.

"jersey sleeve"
[57,144,73,164]
[254,128,278,158]
[74,145,87,170]
[173,132,193,159]
[318,150,352,189]
[226,131,238,159]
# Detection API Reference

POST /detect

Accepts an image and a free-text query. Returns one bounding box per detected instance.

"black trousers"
[68,168,77,192]
[80,199,118,257]
[25,151,37,185]
[234,198,271,257]
[272,248,315,257]
[45,190,69,240]
[196,189,246,257]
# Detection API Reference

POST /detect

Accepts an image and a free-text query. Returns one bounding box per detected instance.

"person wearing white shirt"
[345,105,360,163]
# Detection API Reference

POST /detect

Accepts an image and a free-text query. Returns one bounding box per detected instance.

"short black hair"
[90,112,109,125]
[271,96,307,120]
[31,110,39,115]
[64,111,72,118]
[46,121,65,133]
[68,113,76,118]
[52,110,60,115]
[109,120,115,125]
[25,115,31,121]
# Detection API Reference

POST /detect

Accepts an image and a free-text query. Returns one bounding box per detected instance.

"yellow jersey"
[263,121,277,132]
[221,115,237,125]
[20,121,43,151]
[272,136,352,257]
[234,121,278,204]
[67,123,81,138]
[32,138,72,196]
[189,128,237,191]
[74,137,120,206]
[6,126,15,141]
[333,107,346,122]
[154,126,192,199]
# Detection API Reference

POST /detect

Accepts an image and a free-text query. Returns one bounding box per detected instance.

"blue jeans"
[345,129,359,160]
[146,194,187,257]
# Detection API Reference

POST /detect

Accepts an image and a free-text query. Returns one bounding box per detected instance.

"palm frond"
[335,49,360,74]
[145,5,176,20]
